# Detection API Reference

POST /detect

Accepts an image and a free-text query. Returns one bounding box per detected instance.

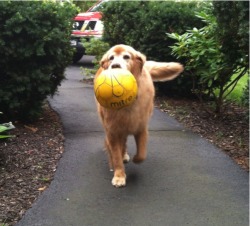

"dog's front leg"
[133,129,148,163]
[108,139,126,187]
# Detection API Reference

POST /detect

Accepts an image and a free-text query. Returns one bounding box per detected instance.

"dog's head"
[100,44,146,78]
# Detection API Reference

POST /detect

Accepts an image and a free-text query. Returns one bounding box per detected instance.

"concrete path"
[16,56,249,226]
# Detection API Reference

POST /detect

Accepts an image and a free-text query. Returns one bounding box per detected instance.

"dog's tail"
[144,61,184,82]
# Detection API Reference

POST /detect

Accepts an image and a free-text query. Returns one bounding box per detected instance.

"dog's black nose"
[111,63,121,69]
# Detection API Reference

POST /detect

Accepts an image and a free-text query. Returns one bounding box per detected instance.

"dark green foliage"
[73,1,93,12]
[0,2,78,120]
[101,1,205,97]
[213,1,249,69]
[102,1,204,62]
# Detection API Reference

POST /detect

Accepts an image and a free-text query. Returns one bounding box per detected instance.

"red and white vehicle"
[71,1,106,63]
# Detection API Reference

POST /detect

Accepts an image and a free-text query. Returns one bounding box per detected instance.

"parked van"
[71,1,107,63]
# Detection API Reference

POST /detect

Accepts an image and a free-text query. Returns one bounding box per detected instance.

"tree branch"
[222,68,248,99]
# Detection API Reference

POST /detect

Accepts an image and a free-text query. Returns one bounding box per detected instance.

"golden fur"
[95,44,183,187]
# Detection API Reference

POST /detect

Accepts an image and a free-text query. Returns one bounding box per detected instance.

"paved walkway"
[16,57,249,226]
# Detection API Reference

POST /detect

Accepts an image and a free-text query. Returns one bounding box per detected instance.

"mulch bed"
[0,103,64,226]
[0,96,248,226]
[155,96,249,171]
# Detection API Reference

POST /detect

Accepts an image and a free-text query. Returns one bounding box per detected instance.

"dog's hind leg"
[122,138,130,163]
[104,138,113,171]
[133,129,148,163]
[123,151,130,163]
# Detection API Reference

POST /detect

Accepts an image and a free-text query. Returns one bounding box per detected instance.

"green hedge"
[0,2,78,120]
[102,1,204,62]
[101,1,205,96]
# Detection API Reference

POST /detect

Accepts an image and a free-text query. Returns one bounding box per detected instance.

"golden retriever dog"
[95,44,183,187]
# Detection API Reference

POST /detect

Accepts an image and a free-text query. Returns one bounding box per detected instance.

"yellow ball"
[94,69,138,109]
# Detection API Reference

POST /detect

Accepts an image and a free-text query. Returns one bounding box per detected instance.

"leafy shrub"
[101,1,206,96]
[73,1,93,12]
[168,2,249,114]
[81,38,110,77]
[213,1,249,70]
[213,1,249,113]
[167,12,220,95]
[0,2,78,120]
[102,1,204,62]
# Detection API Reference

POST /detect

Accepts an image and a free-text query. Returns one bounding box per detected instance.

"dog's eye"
[109,55,114,61]
[123,54,130,60]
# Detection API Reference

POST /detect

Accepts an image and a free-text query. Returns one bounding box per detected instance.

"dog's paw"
[123,152,130,163]
[112,176,126,188]
[133,155,145,164]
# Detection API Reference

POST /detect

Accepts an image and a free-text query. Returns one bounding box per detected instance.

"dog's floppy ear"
[131,51,146,77]
[100,52,109,69]
[135,51,146,67]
